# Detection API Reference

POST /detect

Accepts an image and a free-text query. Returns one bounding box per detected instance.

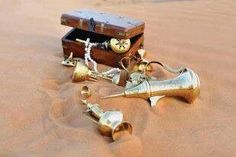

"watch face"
[110,38,131,53]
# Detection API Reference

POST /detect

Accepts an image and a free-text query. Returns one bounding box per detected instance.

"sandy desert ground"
[0,0,235,156]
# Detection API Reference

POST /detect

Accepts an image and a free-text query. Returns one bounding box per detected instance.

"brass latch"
[100,23,105,32]
[88,18,96,32]
[79,19,83,28]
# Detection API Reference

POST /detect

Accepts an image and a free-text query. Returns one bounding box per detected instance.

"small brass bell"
[133,61,153,72]
[133,49,152,72]
[81,100,132,141]
[72,62,97,82]
[72,62,127,86]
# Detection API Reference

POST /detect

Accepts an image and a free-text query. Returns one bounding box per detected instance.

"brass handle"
[143,61,186,75]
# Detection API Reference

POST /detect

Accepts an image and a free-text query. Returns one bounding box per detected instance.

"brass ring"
[81,86,91,99]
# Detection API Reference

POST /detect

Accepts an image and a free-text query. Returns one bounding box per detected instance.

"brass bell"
[133,61,153,72]
[133,49,152,72]
[72,62,97,82]
[72,62,127,86]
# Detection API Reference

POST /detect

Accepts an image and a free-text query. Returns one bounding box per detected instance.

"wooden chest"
[61,9,145,67]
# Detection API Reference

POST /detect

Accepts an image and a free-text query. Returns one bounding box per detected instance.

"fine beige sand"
[0,0,235,156]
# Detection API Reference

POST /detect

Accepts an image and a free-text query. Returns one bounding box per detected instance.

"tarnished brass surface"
[81,100,132,141]
[103,68,200,107]
[125,72,157,89]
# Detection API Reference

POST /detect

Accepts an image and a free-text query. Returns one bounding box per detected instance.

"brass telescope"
[103,68,200,107]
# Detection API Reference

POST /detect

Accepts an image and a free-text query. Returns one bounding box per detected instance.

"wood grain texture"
[61,9,145,39]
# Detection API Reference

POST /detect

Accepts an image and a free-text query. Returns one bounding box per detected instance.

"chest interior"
[64,28,143,46]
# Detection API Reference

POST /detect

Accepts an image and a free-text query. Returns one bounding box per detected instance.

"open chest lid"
[61,9,145,39]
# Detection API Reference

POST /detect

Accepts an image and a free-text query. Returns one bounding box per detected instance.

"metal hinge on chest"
[78,19,83,28]
[88,18,96,32]
[61,18,67,25]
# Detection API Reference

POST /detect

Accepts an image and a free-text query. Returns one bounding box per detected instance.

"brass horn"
[103,68,200,107]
